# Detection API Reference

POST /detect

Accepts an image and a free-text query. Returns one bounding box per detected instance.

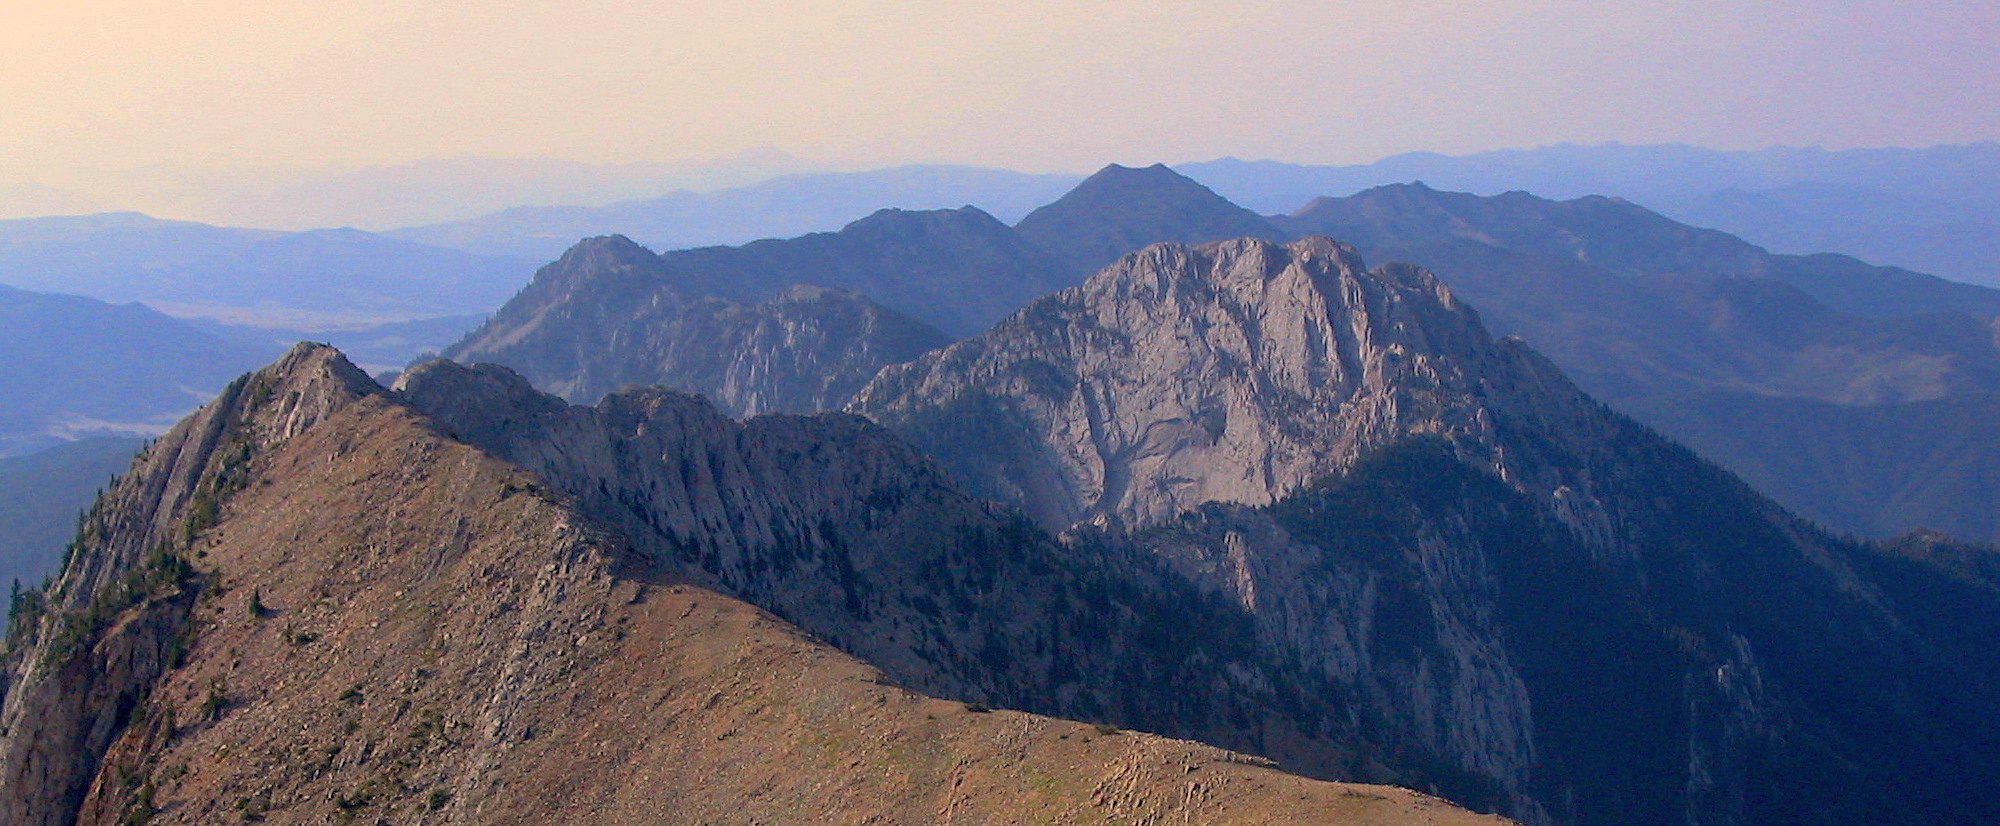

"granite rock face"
[852,236,1599,532]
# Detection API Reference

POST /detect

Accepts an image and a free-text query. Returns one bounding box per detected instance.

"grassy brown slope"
[70,349,1506,826]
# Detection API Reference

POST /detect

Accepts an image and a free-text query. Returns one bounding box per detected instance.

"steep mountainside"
[852,237,2000,826]
[0,284,276,456]
[442,236,950,412]
[1274,184,2000,541]
[0,344,1505,826]
[1015,163,1283,277]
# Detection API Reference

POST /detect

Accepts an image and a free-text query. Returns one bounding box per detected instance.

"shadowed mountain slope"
[852,236,2000,826]
[0,344,1507,826]
[1275,184,2000,541]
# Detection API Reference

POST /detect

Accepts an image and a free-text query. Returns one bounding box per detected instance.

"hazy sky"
[4,0,1995,182]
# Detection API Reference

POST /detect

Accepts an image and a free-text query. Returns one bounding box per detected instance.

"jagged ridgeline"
[0,344,1506,825]
[8,230,2000,825]
[853,236,2000,825]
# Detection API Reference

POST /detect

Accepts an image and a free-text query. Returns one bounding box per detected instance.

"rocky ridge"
[851,236,2000,825]
[0,344,1510,826]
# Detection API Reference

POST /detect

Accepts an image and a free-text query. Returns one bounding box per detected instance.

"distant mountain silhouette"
[0,213,536,324]
[1280,183,2000,541]
[390,165,1082,261]
[0,283,275,456]
[1179,142,2000,288]
[1014,163,1283,276]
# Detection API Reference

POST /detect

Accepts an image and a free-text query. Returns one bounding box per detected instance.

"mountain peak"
[854,235,1514,529]
[837,204,1011,240]
[1014,163,1283,276]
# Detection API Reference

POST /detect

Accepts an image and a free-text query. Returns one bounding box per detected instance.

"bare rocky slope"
[0,344,1509,826]
[851,236,2000,826]
[443,234,950,414]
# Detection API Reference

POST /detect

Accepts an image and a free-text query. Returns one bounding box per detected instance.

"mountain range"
[0,343,1510,826]
[440,162,2000,543]
[391,165,1084,262]
[11,232,2000,823]
[1181,142,2000,288]
[8,150,2000,826]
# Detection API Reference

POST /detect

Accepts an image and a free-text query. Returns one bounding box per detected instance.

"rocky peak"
[1014,163,1284,277]
[851,235,1555,531]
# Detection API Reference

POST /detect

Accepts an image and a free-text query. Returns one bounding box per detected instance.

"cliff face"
[851,236,1606,532]
[392,359,1383,782]
[443,237,950,414]
[0,344,1509,826]
[851,237,2000,826]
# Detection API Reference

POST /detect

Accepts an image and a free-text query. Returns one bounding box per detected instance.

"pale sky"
[3,0,1996,183]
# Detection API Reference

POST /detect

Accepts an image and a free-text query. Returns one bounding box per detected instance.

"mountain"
[1276,182,2000,320]
[1014,163,1283,276]
[0,343,1505,826]
[0,438,143,589]
[1274,184,2000,541]
[0,213,536,325]
[1178,142,2000,288]
[852,236,2000,825]
[0,284,276,456]
[391,164,1083,261]
[443,236,950,413]
[440,204,1072,356]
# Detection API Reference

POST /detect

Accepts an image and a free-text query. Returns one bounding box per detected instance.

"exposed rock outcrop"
[851,236,1609,532]
[851,237,2000,826]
